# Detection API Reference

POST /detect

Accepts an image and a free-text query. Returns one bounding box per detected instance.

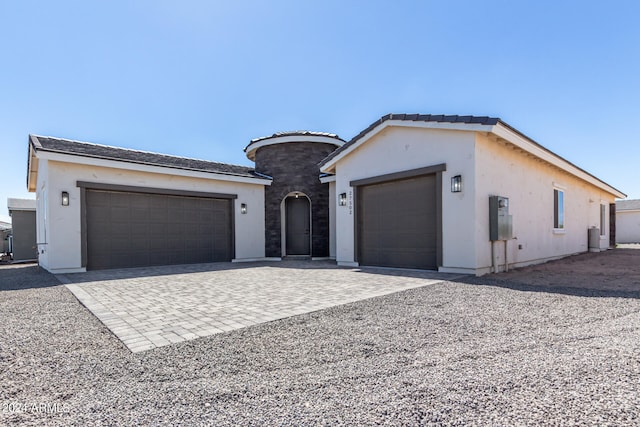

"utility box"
[489,196,513,241]
[588,227,600,252]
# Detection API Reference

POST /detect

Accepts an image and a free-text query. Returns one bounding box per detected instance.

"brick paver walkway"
[58,261,460,353]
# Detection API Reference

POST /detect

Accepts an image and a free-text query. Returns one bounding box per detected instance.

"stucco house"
[26,114,625,275]
[7,198,37,262]
[615,199,640,243]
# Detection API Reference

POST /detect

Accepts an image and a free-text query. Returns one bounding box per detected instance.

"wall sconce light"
[339,193,347,206]
[240,203,247,214]
[61,191,70,206]
[451,175,462,193]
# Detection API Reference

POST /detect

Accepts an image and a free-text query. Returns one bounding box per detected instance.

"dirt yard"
[472,246,640,296]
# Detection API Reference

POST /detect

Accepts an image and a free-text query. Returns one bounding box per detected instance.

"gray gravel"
[1,261,639,426]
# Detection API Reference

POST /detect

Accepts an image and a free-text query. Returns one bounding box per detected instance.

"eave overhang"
[319,119,625,199]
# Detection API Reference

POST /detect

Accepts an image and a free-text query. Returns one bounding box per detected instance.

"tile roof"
[30,135,268,180]
[249,130,344,145]
[317,113,625,198]
[318,114,499,167]
[244,130,345,161]
[616,199,640,211]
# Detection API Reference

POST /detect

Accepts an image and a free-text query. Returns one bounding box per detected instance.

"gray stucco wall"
[254,142,337,258]
[10,210,37,261]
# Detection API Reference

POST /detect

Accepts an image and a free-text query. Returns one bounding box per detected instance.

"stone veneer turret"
[245,132,344,258]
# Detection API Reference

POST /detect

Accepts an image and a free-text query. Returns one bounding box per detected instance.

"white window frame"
[553,187,565,233]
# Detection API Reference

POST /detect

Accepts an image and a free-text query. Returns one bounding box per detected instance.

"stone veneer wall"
[254,141,338,258]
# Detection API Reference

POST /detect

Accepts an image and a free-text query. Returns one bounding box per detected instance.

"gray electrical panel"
[489,196,513,241]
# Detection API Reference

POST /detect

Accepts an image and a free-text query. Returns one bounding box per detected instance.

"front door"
[286,196,310,255]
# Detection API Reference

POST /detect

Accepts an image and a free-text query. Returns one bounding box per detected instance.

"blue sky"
[2,0,639,223]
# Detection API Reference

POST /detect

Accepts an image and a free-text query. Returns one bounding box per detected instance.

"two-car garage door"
[357,174,438,270]
[85,189,233,270]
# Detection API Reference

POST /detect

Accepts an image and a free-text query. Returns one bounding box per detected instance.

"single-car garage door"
[85,189,233,270]
[357,174,437,270]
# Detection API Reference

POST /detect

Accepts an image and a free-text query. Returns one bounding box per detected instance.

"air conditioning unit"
[588,227,600,252]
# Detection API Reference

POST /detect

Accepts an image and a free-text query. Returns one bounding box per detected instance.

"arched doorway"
[283,193,311,256]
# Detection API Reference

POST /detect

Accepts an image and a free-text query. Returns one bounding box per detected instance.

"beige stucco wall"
[474,133,614,274]
[616,210,640,243]
[328,181,337,259]
[35,159,50,269]
[37,159,266,273]
[331,126,477,268]
[329,125,617,275]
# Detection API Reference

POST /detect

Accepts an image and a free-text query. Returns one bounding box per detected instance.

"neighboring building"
[0,221,11,254]
[615,199,640,243]
[7,198,37,262]
[26,114,626,275]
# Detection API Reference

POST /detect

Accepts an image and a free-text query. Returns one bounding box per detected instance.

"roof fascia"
[8,206,36,212]
[320,120,491,173]
[36,151,272,186]
[319,121,391,173]
[27,140,39,192]
[319,174,336,183]
[245,135,344,161]
[30,134,43,149]
[490,123,626,198]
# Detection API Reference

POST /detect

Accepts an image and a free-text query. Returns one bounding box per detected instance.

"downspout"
[504,240,508,272]
[491,240,496,273]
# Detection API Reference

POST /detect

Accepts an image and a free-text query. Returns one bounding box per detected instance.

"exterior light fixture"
[61,191,70,206]
[451,175,462,193]
[240,203,247,214]
[339,193,347,206]
[295,192,300,199]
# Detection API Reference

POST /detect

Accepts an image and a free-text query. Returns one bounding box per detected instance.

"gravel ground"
[1,253,640,426]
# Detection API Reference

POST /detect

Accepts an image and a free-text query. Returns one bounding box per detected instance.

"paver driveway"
[59,260,460,352]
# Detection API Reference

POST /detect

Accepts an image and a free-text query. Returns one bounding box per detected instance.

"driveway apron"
[58,261,459,352]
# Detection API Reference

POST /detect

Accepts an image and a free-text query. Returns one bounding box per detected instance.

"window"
[554,189,564,229]
[600,204,606,236]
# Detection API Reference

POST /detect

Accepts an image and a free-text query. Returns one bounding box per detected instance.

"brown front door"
[285,196,310,255]
[610,203,616,247]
